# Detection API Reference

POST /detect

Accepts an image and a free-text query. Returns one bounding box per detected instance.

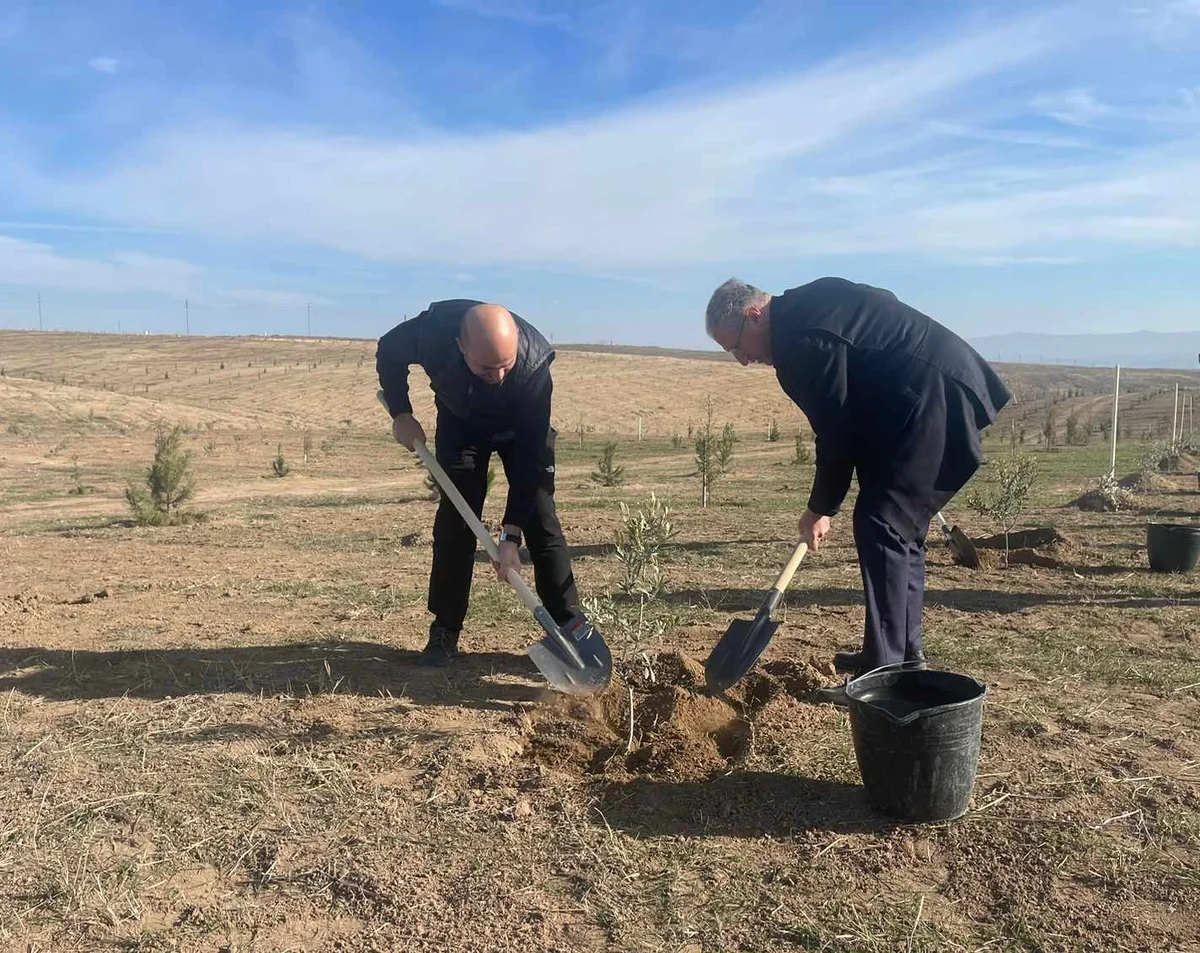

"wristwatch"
[499,530,522,547]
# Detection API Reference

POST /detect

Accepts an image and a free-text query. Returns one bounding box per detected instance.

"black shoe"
[419,624,461,667]
[833,650,867,675]
[833,649,928,676]
[814,681,850,707]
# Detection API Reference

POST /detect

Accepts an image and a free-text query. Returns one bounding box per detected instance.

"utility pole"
[185,298,190,335]
[306,302,311,337]
[37,293,42,331]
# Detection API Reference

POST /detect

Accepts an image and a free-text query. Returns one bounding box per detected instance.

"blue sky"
[0,0,1198,347]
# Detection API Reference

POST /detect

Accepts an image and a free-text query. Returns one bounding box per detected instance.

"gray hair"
[705,278,769,339]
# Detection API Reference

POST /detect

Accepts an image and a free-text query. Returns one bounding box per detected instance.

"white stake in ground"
[1109,364,1120,478]
[1173,383,1180,444]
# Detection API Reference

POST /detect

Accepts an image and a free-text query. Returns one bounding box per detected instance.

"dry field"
[1,328,1199,953]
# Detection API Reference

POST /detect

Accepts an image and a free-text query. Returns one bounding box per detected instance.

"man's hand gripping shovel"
[378,391,611,695]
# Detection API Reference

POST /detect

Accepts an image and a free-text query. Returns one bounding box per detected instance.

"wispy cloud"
[23,8,1132,270]
[1033,86,1200,129]
[0,220,172,234]
[0,235,203,295]
[88,56,119,74]
[1032,88,1110,127]
[3,0,1199,344]
[971,255,1085,266]
[218,288,333,308]
[435,0,569,28]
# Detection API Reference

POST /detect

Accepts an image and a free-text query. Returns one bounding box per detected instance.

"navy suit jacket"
[770,277,1012,540]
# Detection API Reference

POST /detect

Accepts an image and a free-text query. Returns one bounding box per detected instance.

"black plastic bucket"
[846,663,987,822]
[1147,523,1200,573]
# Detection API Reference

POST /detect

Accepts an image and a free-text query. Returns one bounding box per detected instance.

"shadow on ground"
[0,640,546,711]
[666,586,1200,615]
[594,771,898,838]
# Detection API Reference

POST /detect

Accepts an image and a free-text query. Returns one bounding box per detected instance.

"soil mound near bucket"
[517,650,834,781]
[1119,471,1179,494]
[975,527,1085,568]
[1069,484,1138,512]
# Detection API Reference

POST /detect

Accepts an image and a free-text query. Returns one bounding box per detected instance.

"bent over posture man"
[377,301,580,666]
[705,277,1011,686]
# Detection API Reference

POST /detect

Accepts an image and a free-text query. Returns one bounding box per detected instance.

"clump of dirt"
[1119,470,1179,493]
[1069,486,1137,513]
[518,650,834,781]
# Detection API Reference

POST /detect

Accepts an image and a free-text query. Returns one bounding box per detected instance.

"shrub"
[614,493,678,601]
[125,424,197,525]
[592,442,625,487]
[965,454,1038,565]
[793,432,812,465]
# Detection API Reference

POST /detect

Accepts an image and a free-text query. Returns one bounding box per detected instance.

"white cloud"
[27,9,1096,269]
[218,288,334,308]
[970,255,1085,266]
[1033,88,1110,127]
[435,0,568,27]
[88,56,119,74]
[8,4,1198,276]
[0,236,203,294]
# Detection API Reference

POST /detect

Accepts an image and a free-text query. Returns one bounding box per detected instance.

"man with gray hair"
[706,276,1011,694]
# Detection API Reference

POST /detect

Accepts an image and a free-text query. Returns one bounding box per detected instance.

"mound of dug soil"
[517,651,833,781]
[975,527,1086,569]
[1069,486,1137,512]
[1118,470,1179,493]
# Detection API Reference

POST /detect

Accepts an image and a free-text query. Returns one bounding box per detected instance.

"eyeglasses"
[729,314,748,356]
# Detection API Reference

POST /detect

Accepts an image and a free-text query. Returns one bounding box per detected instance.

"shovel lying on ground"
[378,393,611,695]
[934,511,980,569]
[704,540,808,694]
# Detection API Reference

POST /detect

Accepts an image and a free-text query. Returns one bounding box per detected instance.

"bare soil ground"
[1,330,1199,952]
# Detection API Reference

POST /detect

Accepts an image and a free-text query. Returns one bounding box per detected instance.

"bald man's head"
[458,303,519,385]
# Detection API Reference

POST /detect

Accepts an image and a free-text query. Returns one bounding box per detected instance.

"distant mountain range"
[970,331,1200,370]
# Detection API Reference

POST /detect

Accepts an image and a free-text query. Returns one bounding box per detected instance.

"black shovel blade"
[704,614,780,694]
[526,615,612,695]
[947,526,981,569]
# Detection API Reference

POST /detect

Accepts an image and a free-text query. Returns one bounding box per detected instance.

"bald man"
[376,300,581,666]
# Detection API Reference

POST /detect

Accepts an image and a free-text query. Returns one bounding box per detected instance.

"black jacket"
[771,277,1012,538]
[376,300,556,528]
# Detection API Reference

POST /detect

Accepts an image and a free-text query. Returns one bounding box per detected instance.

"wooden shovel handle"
[771,541,808,594]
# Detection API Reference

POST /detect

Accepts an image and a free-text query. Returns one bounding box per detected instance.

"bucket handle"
[849,659,928,681]
[847,660,987,726]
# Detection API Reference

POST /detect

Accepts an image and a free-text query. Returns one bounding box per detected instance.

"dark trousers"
[428,415,579,633]
[853,495,929,669]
